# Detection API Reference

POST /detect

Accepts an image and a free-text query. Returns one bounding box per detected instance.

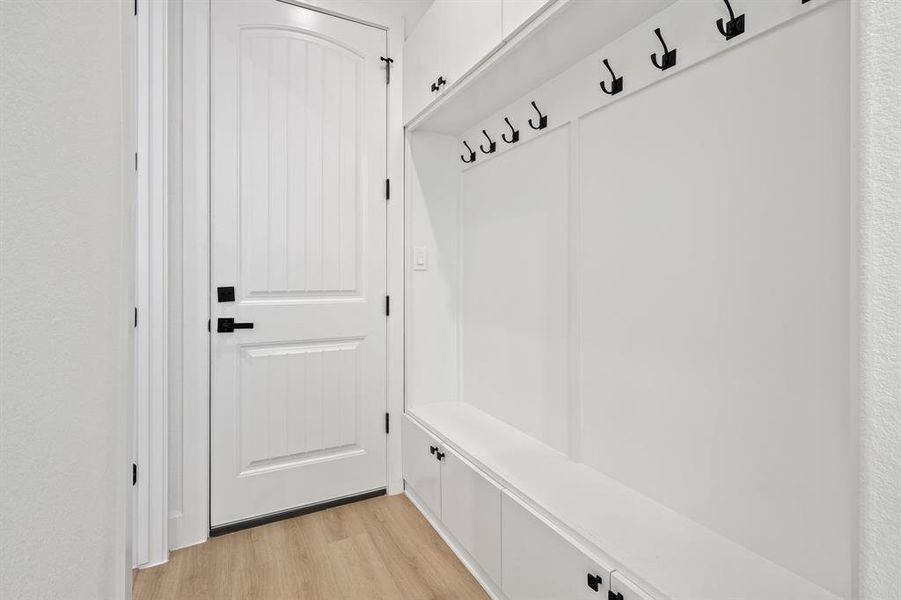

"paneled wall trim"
[458,0,835,163]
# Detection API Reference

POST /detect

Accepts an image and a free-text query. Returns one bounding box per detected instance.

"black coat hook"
[528,101,547,130]
[650,28,677,70]
[716,0,745,40]
[480,129,496,154]
[501,117,520,144]
[599,58,623,96]
[460,141,475,164]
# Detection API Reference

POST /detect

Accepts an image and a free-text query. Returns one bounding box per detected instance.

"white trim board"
[169,0,406,552]
[134,0,169,568]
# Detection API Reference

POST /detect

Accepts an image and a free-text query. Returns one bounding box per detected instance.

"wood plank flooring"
[133,494,489,600]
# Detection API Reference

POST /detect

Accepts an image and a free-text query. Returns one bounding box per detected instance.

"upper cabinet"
[502,0,553,39]
[404,0,503,124]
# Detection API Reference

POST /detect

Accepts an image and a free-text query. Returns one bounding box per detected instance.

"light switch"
[413,246,428,271]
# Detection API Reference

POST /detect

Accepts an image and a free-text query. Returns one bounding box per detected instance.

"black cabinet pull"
[435,451,445,461]
[608,591,624,600]
[587,573,603,592]
[429,445,438,455]
[216,317,254,333]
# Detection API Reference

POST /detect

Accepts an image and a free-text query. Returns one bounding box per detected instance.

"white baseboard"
[404,487,508,600]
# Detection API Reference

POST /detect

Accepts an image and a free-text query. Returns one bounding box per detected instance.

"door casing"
[145,0,405,553]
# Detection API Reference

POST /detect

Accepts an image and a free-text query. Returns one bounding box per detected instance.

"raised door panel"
[402,1,444,123]
[403,416,442,517]
[502,0,552,40]
[441,0,502,85]
[610,572,655,600]
[440,446,503,586]
[502,491,612,599]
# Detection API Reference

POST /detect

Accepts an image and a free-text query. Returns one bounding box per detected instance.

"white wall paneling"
[406,0,855,599]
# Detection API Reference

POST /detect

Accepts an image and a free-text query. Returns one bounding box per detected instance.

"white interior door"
[210,0,388,527]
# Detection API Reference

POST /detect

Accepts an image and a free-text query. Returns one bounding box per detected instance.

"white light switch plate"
[413,246,428,271]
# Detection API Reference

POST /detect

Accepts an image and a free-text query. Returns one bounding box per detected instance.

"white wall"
[0,1,133,598]
[858,1,901,598]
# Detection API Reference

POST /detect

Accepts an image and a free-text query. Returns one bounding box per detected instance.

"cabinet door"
[502,491,612,599]
[402,416,442,517]
[440,446,503,586]
[402,1,444,123]
[441,0,503,85]
[502,0,552,40]
[610,572,655,600]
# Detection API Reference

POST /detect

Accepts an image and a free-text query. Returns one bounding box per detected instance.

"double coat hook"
[502,117,519,144]
[599,58,623,96]
[528,101,547,130]
[716,0,745,40]
[650,28,677,70]
[460,141,475,164]
[480,129,496,154]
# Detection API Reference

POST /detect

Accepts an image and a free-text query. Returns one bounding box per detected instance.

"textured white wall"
[0,1,132,598]
[858,1,901,598]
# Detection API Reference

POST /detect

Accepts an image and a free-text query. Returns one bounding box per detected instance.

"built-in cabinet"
[407,0,560,123]
[402,416,503,587]
[403,415,654,599]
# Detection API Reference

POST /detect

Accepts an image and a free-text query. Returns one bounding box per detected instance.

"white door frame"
[159,0,406,552]
[135,0,169,568]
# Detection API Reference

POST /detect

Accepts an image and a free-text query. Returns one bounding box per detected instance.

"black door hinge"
[134,152,138,171]
[385,295,390,317]
[207,319,211,332]
[385,179,390,200]
[134,0,137,16]
[379,56,394,84]
[385,412,390,434]
[134,307,137,328]
[132,463,137,485]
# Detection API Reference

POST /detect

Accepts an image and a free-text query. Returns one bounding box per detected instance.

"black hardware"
[431,81,440,92]
[801,0,812,3]
[216,317,254,333]
[435,451,445,461]
[385,179,390,200]
[461,141,476,164]
[386,295,390,317]
[587,573,603,592]
[379,56,394,84]
[134,307,137,328]
[651,28,677,70]
[207,319,210,332]
[430,445,438,455]
[501,117,520,144]
[217,286,235,302]
[716,0,745,40]
[134,152,138,171]
[430,76,447,92]
[528,101,548,130]
[132,463,137,486]
[599,58,623,95]
[134,0,137,16]
[608,592,624,600]
[385,413,390,435]
[480,129,496,154]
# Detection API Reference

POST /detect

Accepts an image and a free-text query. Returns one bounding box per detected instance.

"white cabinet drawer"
[502,491,612,599]
[403,415,442,517]
[610,572,655,600]
[440,445,503,586]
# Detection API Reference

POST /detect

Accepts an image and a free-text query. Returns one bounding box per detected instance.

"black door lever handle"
[217,317,254,333]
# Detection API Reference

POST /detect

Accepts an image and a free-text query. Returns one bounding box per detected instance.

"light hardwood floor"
[133,494,490,600]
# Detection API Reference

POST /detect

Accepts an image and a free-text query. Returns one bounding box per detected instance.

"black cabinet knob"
[587,573,603,592]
